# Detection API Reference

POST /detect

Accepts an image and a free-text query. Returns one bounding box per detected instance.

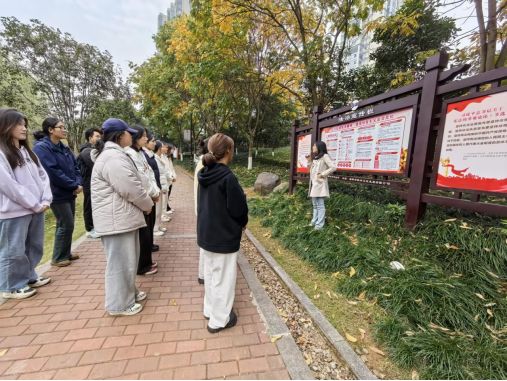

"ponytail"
[202,133,234,167]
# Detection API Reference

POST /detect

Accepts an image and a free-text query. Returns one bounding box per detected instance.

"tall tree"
[0,17,124,149]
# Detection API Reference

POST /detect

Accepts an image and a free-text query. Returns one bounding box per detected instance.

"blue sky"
[0,0,169,78]
[0,0,476,80]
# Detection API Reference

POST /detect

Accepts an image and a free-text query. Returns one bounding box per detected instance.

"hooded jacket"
[0,147,53,219]
[33,136,82,203]
[197,163,248,253]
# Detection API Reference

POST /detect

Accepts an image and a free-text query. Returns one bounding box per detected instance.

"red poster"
[296,134,311,174]
[436,92,507,193]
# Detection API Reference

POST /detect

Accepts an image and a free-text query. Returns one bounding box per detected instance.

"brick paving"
[0,166,290,380]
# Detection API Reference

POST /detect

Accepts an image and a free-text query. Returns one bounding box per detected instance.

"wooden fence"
[289,51,507,228]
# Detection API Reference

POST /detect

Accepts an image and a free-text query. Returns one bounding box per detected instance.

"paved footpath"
[0,166,290,380]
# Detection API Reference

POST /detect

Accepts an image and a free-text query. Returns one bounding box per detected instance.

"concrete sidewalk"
[0,166,290,380]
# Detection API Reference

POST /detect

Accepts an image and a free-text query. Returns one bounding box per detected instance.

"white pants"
[202,248,238,329]
[154,191,167,232]
[198,250,204,280]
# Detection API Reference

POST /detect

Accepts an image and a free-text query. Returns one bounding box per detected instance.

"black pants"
[166,184,173,211]
[50,200,75,263]
[83,186,94,232]
[137,205,155,274]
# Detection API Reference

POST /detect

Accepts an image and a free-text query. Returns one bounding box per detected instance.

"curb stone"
[238,252,315,380]
[245,229,378,380]
[0,233,88,305]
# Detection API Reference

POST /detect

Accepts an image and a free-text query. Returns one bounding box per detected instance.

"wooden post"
[405,51,449,229]
[288,120,300,195]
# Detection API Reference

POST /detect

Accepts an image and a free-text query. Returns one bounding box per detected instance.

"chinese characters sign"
[296,134,311,174]
[436,91,507,193]
[321,108,413,174]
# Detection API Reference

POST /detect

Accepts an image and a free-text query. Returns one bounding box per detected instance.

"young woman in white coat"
[153,141,170,233]
[124,126,160,276]
[0,109,53,299]
[92,118,154,316]
[308,141,335,230]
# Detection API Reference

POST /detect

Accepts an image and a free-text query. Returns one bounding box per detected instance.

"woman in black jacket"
[197,133,248,333]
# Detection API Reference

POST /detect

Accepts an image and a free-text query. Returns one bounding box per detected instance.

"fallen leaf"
[359,328,366,340]
[263,232,270,237]
[0,349,6,357]
[405,331,415,336]
[459,223,472,230]
[326,291,332,298]
[369,346,386,356]
[444,243,459,250]
[170,299,177,306]
[487,271,499,279]
[474,314,480,322]
[444,218,457,223]
[381,293,392,297]
[304,353,313,365]
[347,300,359,305]
[331,271,340,278]
[411,369,420,380]
[357,291,366,300]
[475,293,486,300]
[313,283,318,291]
[270,334,283,343]
[487,309,494,318]
[429,323,450,331]
[349,267,357,277]
[484,247,491,252]
[484,303,496,307]
[313,294,320,299]
[345,332,357,343]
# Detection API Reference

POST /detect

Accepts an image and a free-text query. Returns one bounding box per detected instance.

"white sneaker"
[109,303,143,316]
[86,230,101,239]
[161,216,171,222]
[2,286,37,299]
[153,230,165,236]
[167,210,174,214]
[159,227,167,232]
[135,291,147,302]
[28,276,51,288]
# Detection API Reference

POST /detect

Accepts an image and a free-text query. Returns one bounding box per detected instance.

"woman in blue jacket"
[33,118,83,267]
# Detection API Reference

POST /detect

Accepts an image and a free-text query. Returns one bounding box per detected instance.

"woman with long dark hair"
[33,117,82,266]
[0,109,53,299]
[308,141,335,230]
[197,133,248,333]
[124,125,160,276]
[91,118,153,315]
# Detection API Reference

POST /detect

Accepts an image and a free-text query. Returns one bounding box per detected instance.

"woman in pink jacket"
[0,109,53,299]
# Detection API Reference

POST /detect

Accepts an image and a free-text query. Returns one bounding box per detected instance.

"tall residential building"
[158,0,191,29]
[345,0,404,69]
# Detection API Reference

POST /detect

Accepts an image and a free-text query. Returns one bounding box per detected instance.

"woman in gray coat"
[91,119,154,316]
[308,141,335,230]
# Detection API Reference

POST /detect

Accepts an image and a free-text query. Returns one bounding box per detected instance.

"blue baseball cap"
[102,118,137,135]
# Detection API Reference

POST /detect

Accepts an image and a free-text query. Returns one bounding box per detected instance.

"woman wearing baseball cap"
[91,118,153,316]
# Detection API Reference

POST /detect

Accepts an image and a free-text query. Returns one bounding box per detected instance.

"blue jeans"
[50,200,75,263]
[311,197,326,229]
[0,213,45,292]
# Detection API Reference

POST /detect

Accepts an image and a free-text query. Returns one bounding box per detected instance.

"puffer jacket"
[91,142,153,236]
[124,146,160,198]
[154,154,169,193]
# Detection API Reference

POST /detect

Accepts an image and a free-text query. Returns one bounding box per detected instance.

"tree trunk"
[248,141,253,170]
[485,0,497,71]
[474,0,487,72]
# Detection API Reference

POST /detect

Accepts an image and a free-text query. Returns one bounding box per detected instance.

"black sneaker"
[152,245,159,252]
[207,311,237,334]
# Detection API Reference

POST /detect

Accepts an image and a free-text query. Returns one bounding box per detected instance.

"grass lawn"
[41,193,87,264]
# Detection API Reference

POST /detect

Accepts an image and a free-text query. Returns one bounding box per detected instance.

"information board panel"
[321,108,413,174]
[436,91,507,193]
[296,134,311,174]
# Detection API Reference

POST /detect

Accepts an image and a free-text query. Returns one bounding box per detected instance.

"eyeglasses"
[54,126,67,131]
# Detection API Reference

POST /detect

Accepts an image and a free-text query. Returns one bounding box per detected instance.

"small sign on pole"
[183,129,191,142]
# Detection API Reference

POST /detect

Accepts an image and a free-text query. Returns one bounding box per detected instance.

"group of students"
[0,106,332,334]
[0,108,250,334]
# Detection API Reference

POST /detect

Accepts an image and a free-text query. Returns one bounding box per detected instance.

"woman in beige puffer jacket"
[91,118,153,316]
